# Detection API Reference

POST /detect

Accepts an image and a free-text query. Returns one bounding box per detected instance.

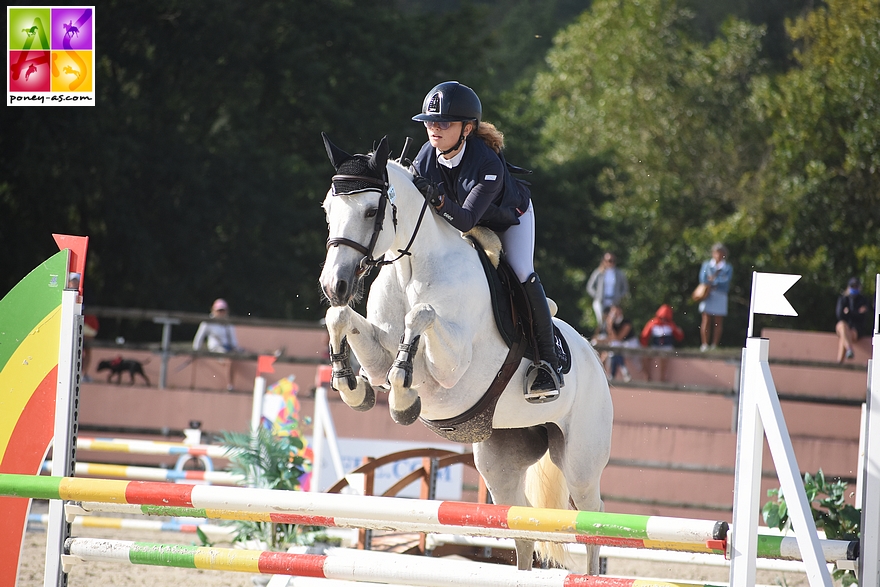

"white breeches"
[499,202,535,283]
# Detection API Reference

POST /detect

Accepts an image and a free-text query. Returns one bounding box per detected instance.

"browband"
[331,174,387,188]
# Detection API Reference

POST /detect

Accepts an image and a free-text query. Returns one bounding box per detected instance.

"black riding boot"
[522,272,563,402]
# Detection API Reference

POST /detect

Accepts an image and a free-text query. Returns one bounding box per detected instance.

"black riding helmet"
[412,81,481,129]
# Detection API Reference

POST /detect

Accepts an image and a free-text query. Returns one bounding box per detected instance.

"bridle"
[326,170,431,275]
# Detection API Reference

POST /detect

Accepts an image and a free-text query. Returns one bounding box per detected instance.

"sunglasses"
[424,121,454,131]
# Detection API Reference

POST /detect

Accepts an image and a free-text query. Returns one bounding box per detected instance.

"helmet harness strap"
[439,132,465,156]
[438,121,472,156]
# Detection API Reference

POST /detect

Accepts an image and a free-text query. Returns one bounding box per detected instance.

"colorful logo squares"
[7,6,95,105]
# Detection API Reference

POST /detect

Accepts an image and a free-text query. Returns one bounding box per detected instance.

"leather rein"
[326,172,431,274]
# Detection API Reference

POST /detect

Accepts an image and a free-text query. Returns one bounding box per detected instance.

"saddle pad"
[468,236,571,374]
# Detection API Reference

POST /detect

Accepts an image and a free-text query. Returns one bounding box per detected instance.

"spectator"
[835,277,871,363]
[586,252,629,331]
[605,304,636,382]
[193,298,242,390]
[193,298,240,353]
[698,243,733,351]
[639,304,684,382]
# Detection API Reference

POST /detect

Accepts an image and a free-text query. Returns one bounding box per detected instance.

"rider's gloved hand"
[413,175,443,208]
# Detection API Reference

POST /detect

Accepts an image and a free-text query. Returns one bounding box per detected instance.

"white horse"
[319,134,613,572]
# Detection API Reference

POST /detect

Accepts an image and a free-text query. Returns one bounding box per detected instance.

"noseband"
[326,171,430,273]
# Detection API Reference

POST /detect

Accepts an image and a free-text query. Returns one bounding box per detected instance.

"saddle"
[419,230,571,443]
[472,235,571,369]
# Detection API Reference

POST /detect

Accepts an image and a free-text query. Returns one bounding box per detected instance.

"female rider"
[410,81,561,401]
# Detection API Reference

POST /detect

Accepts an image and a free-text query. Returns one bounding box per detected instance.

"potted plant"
[762,469,860,586]
[205,426,318,552]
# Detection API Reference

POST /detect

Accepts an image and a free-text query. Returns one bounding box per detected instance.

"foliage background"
[2,0,878,346]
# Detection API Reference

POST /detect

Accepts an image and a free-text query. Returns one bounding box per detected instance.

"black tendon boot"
[522,273,563,402]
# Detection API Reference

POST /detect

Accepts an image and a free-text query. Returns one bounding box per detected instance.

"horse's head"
[320,133,394,307]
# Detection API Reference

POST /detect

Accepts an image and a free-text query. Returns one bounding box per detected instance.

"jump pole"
[62,536,729,587]
[0,472,726,548]
[69,499,857,564]
[1,471,862,565]
[43,460,244,484]
[77,436,230,458]
[28,512,233,537]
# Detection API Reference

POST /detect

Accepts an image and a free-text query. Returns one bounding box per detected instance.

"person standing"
[835,277,871,363]
[586,252,629,331]
[193,298,241,390]
[698,243,733,351]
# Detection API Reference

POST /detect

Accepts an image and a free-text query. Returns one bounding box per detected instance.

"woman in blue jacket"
[698,243,733,351]
[410,81,560,401]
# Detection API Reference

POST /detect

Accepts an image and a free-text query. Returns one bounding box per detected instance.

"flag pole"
[747,271,757,338]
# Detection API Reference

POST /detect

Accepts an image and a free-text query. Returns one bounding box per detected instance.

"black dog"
[96,356,151,386]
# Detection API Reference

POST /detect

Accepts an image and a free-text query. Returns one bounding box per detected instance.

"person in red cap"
[193,298,242,389]
[639,304,685,382]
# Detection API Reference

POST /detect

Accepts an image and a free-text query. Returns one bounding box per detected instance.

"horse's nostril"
[335,280,349,300]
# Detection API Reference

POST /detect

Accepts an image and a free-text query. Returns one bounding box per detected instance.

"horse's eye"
[365,208,378,219]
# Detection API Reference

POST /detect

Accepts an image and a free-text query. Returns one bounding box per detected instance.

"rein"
[326,171,431,273]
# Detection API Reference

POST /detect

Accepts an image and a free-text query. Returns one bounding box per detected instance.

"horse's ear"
[370,136,390,172]
[322,132,351,170]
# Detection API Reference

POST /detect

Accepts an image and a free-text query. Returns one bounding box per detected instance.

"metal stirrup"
[523,361,561,403]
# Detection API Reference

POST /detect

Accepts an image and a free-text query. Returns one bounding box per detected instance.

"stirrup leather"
[523,360,561,403]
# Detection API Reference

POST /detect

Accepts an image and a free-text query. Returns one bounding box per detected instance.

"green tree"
[735,0,880,329]
[1,0,488,327]
[531,0,767,338]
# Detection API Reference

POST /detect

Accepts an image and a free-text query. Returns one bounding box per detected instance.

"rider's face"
[425,121,470,157]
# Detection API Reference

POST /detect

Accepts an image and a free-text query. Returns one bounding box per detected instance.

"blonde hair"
[471,121,504,153]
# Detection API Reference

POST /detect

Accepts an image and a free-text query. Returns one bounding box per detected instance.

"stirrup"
[523,360,561,404]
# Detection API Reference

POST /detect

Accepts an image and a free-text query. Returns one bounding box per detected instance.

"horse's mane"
[387,158,413,179]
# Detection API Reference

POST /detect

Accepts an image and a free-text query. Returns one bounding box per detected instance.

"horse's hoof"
[350,381,376,412]
[390,396,421,426]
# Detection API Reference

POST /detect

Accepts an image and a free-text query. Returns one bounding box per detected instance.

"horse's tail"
[525,452,569,567]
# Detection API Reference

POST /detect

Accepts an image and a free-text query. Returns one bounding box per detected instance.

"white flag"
[752,272,801,316]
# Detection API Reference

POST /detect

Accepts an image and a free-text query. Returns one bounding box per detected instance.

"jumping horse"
[318,134,613,573]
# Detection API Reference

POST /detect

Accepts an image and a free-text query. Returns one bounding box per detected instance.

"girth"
[419,236,570,443]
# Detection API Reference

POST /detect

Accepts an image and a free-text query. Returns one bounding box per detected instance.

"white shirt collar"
[436,141,466,169]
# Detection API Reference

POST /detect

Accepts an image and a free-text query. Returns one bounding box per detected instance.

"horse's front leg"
[325,305,393,412]
[387,303,472,425]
